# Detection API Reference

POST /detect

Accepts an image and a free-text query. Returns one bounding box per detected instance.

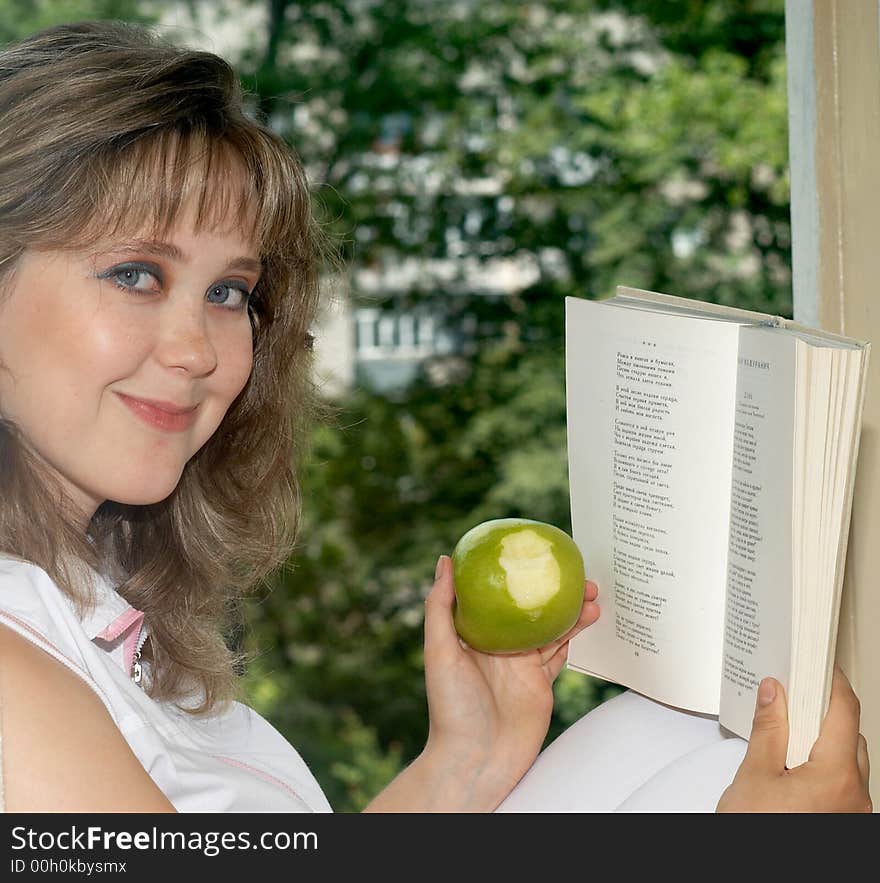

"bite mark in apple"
[499,530,560,609]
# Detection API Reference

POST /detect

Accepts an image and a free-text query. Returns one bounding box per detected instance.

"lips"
[117,395,197,414]
[115,392,198,432]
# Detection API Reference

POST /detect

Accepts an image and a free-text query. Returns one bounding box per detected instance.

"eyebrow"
[110,239,262,276]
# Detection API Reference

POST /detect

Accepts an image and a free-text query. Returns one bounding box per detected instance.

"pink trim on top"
[95,607,144,641]
[95,607,142,642]
[0,610,118,723]
[212,755,310,807]
[95,607,145,679]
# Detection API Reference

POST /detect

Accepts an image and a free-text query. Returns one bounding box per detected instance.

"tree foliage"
[0,0,148,41]
[234,0,790,811]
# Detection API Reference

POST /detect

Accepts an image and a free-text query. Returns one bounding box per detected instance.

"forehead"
[85,210,260,263]
[66,132,262,256]
[81,235,263,286]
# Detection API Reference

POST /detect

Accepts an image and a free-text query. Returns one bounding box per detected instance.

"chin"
[105,474,184,507]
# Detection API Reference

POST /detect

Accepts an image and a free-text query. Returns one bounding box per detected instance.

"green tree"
[234,0,790,811]
[0,0,149,41]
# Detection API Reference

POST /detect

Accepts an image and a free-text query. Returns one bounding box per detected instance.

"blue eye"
[99,264,162,291]
[207,283,251,311]
[98,263,252,312]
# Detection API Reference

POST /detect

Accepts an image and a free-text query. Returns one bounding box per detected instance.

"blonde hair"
[0,20,325,714]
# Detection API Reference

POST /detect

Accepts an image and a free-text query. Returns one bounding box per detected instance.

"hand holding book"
[717,666,871,812]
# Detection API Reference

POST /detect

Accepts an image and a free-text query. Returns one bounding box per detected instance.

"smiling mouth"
[115,393,198,432]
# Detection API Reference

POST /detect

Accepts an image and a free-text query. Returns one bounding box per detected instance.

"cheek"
[196,327,253,444]
[3,298,142,413]
[222,325,255,400]
[83,315,150,380]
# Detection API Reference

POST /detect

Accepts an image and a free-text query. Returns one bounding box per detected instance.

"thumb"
[423,555,460,656]
[740,677,789,775]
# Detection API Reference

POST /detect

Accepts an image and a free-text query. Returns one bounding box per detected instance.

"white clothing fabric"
[496,688,747,812]
[0,557,332,813]
[0,554,748,814]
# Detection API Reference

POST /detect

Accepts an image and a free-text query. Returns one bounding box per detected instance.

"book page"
[565,297,741,713]
[785,343,864,767]
[718,325,797,738]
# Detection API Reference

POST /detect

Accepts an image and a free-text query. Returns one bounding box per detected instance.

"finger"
[544,640,569,681]
[584,579,599,603]
[739,677,789,776]
[569,594,600,632]
[423,555,461,656]
[538,599,599,665]
[857,733,870,786]
[810,665,862,763]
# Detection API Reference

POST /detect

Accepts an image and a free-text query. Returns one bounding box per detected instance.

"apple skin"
[451,517,586,653]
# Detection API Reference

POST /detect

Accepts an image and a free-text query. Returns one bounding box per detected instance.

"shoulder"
[0,556,96,687]
[0,559,175,811]
[0,620,175,811]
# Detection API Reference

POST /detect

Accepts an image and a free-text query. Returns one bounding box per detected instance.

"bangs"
[64,125,311,266]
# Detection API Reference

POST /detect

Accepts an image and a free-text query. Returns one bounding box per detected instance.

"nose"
[155,301,218,377]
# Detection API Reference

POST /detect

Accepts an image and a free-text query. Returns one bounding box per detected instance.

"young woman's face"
[0,203,259,527]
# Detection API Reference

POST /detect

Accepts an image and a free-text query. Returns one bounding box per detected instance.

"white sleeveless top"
[0,557,332,813]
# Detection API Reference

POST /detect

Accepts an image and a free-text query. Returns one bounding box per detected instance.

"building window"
[354,307,452,360]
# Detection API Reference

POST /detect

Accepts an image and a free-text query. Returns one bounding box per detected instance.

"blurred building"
[152,1,560,396]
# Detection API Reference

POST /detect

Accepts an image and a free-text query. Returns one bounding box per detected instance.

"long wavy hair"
[0,20,326,715]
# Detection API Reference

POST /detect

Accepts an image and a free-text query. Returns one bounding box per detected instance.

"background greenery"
[3,0,791,811]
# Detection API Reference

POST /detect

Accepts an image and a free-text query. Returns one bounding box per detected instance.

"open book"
[565,287,871,768]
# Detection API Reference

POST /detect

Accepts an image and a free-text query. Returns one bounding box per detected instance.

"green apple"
[451,518,586,653]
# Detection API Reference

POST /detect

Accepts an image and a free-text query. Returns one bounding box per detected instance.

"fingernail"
[435,555,446,581]
[758,678,776,706]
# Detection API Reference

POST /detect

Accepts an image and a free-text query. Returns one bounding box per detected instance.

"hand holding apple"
[363,539,598,813]
[452,518,587,653]
[418,542,599,810]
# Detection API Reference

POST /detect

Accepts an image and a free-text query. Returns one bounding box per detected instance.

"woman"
[0,20,870,813]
